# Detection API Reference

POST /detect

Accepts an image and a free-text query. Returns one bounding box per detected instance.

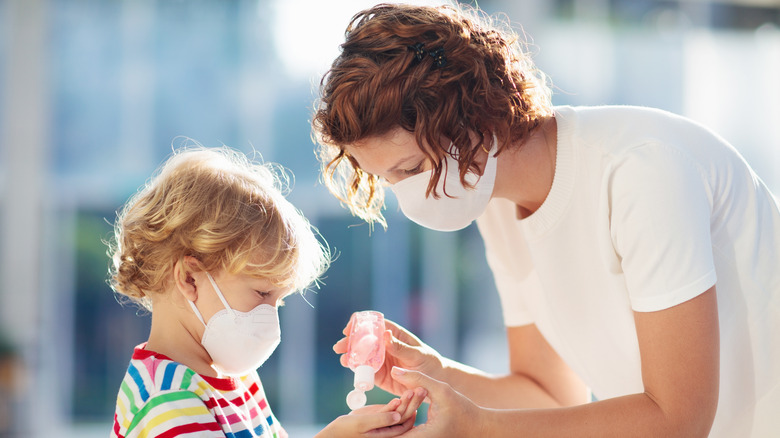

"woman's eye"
[402,161,424,175]
[254,290,271,298]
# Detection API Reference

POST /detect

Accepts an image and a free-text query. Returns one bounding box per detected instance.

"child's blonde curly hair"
[106,145,330,311]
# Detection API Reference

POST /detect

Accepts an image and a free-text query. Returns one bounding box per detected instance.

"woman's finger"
[342,316,354,336]
[385,331,425,366]
[332,336,348,354]
[385,319,423,347]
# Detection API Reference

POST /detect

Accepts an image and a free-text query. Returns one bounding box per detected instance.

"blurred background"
[0,0,778,436]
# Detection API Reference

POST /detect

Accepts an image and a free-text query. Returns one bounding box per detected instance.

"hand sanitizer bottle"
[345,310,386,410]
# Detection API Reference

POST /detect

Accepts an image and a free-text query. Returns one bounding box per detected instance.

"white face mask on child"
[390,139,498,232]
[188,273,281,376]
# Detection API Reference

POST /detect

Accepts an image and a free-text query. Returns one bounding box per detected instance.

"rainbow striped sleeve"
[124,390,223,438]
[113,361,225,438]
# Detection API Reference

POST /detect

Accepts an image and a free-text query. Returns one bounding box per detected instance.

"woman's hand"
[390,367,484,437]
[315,388,427,438]
[333,318,445,397]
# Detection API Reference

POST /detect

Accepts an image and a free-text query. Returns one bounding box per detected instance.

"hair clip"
[408,42,426,62]
[428,47,447,68]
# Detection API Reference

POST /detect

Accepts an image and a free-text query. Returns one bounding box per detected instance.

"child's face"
[195,270,289,319]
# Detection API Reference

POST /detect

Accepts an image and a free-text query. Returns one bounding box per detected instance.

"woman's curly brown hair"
[312,2,552,227]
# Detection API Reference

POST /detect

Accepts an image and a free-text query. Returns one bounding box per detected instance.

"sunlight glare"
[270,0,446,80]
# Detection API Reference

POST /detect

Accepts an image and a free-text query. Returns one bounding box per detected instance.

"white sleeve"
[608,142,717,312]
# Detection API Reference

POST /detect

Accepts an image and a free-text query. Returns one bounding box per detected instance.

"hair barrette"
[407,42,448,69]
[428,47,447,68]
[408,42,426,61]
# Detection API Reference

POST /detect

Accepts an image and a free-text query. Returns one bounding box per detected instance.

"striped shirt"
[111,344,286,438]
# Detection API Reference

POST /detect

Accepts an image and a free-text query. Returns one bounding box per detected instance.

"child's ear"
[173,256,201,301]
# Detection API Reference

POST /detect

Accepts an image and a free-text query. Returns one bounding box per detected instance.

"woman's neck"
[492,117,558,218]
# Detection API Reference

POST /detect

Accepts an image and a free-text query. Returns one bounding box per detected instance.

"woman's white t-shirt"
[476,105,779,437]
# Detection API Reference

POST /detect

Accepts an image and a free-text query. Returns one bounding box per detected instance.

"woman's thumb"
[391,366,441,399]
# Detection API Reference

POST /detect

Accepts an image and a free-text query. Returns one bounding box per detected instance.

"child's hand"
[315,388,427,438]
[370,386,426,429]
[388,387,427,426]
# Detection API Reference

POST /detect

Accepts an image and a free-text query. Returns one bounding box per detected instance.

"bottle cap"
[346,389,367,410]
[353,364,376,391]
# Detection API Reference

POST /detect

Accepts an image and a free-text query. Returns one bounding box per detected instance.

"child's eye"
[254,290,271,298]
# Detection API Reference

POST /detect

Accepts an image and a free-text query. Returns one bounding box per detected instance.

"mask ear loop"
[188,299,207,326]
[206,272,237,317]
[185,271,210,326]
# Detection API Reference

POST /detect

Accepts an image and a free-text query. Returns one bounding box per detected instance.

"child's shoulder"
[123,344,204,394]
[112,344,278,438]
[118,343,264,405]
[112,345,222,437]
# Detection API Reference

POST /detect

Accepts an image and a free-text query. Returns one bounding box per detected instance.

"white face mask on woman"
[390,140,498,231]
[188,273,281,376]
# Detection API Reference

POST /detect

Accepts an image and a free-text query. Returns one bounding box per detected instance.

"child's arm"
[315,388,427,438]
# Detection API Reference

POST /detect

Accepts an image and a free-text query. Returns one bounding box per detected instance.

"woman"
[312,3,779,437]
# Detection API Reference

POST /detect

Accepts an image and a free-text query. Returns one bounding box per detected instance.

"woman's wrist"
[475,406,494,437]
[456,387,498,436]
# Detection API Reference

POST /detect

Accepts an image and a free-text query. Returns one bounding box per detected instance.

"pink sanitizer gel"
[345,310,386,410]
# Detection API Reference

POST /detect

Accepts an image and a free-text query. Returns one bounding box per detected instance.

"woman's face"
[347,127,434,185]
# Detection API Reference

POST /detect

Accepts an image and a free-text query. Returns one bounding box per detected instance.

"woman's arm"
[393,286,720,437]
[436,323,589,408]
[334,319,589,409]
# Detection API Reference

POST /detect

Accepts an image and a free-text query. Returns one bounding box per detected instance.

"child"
[107,146,425,438]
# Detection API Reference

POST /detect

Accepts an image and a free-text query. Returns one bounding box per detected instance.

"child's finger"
[393,390,414,419]
[355,411,402,433]
[379,398,401,413]
[401,387,426,420]
[395,387,426,424]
